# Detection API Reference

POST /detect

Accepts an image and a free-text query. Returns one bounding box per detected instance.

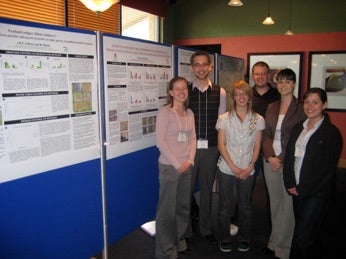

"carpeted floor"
[93,168,346,259]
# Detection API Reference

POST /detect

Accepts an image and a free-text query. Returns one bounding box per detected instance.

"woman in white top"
[283,88,342,259]
[216,80,264,253]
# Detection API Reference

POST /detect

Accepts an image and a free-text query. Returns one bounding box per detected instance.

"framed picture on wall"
[309,51,346,111]
[247,52,303,98]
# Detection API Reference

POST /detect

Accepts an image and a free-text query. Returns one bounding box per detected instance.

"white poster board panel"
[0,19,100,183]
[102,35,172,159]
[176,47,195,82]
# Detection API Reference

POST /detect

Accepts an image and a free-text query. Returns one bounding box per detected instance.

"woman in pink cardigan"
[155,76,197,259]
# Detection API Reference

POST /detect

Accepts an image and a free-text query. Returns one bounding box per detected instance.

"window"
[0,0,160,40]
[121,6,159,42]
[0,0,65,26]
[0,0,120,34]
[67,0,120,34]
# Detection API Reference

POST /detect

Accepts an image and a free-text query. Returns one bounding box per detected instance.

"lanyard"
[172,108,188,132]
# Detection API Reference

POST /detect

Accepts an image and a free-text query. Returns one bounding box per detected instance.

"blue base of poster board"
[105,146,159,244]
[0,159,103,259]
[0,146,159,259]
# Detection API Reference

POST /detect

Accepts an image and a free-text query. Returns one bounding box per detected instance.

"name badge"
[197,139,208,149]
[294,145,305,157]
[178,132,188,142]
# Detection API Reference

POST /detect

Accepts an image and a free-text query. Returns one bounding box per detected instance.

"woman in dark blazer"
[262,68,306,259]
[283,87,343,259]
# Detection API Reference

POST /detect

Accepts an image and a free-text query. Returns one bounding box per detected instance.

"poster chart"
[0,19,100,183]
[102,34,172,159]
[175,46,215,84]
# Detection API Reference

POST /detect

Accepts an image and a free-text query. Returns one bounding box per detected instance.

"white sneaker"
[230,224,238,236]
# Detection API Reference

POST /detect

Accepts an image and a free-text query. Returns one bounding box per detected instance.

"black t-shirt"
[252,85,280,117]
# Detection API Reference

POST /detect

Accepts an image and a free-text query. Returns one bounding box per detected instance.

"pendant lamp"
[284,0,294,35]
[228,0,244,7]
[79,0,120,15]
[262,0,275,25]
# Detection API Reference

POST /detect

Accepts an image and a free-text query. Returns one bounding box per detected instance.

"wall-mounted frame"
[308,51,346,111]
[247,52,303,98]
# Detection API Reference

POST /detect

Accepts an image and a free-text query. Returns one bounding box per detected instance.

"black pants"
[290,193,329,259]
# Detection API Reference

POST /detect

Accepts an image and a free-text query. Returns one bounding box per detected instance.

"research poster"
[102,35,172,159]
[0,19,100,183]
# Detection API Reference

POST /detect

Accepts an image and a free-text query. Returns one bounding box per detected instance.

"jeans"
[217,168,254,242]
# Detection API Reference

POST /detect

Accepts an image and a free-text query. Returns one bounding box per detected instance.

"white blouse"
[294,117,324,184]
[216,111,265,176]
[273,114,285,156]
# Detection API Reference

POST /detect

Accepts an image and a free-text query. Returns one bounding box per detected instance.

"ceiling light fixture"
[79,0,120,16]
[228,0,244,7]
[284,28,294,35]
[262,0,275,25]
[284,0,294,35]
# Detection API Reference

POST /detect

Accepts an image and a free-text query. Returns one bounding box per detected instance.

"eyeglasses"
[192,62,210,68]
[233,92,249,97]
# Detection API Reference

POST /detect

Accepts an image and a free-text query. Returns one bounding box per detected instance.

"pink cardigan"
[156,105,197,170]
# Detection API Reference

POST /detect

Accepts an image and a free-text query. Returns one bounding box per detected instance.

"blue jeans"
[217,168,254,242]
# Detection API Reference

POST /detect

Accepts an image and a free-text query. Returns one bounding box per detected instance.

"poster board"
[0,18,100,183]
[216,54,244,109]
[102,34,173,159]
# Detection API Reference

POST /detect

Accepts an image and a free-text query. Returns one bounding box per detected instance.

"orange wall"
[175,32,346,163]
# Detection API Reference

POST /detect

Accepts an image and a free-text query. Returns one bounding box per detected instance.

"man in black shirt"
[252,61,281,118]
[187,50,227,243]
[251,61,280,257]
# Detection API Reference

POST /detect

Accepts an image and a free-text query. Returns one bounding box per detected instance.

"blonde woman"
[216,80,264,253]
